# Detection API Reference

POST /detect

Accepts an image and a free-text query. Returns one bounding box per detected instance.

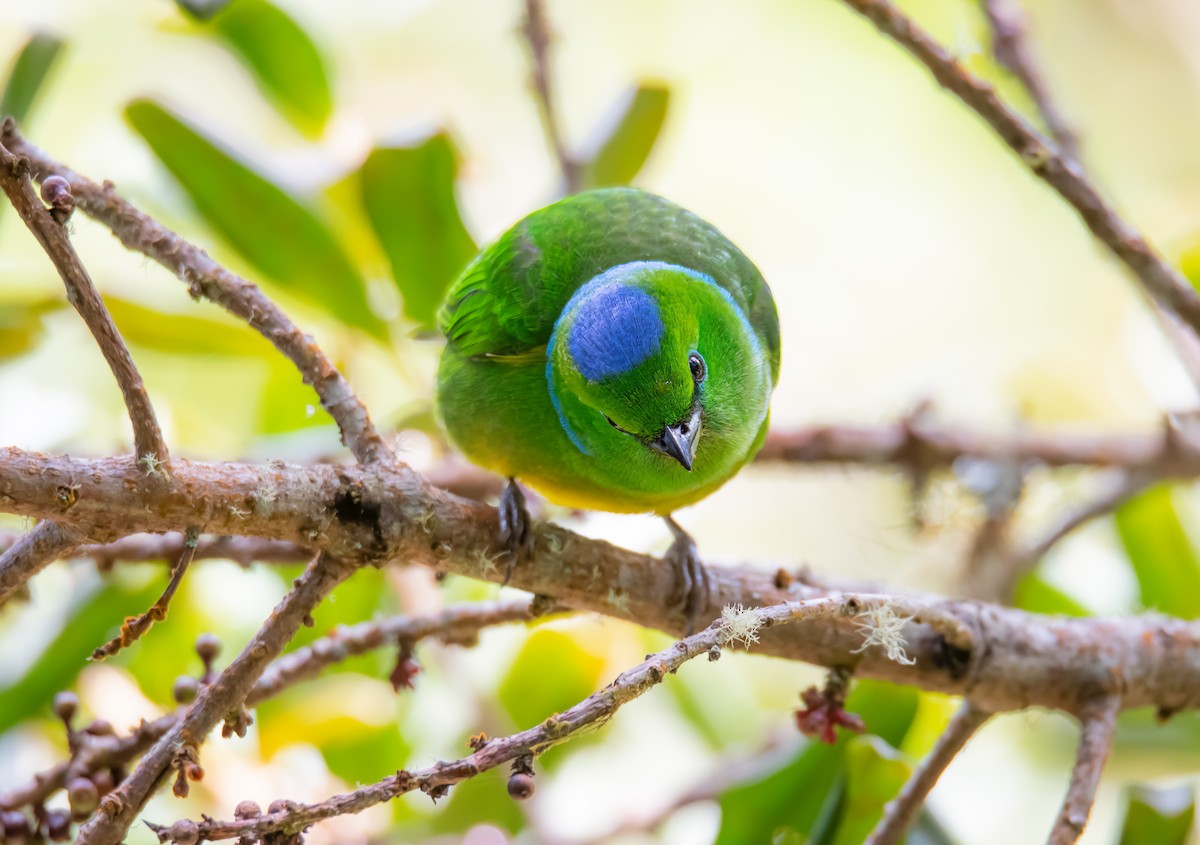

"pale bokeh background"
[3,0,1200,842]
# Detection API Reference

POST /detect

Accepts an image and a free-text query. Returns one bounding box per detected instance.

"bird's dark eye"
[688,353,706,384]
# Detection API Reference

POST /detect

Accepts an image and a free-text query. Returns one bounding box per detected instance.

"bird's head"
[547,261,771,473]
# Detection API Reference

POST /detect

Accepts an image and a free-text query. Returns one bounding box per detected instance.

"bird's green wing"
[438,188,780,380]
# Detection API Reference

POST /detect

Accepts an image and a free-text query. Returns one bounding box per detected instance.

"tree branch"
[91,526,201,660]
[0,599,537,815]
[157,598,876,843]
[0,520,82,606]
[0,121,394,468]
[520,0,581,193]
[76,553,355,845]
[981,0,1078,161]
[4,447,1200,716]
[865,701,989,845]
[0,137,169,465]
[1046,695,1120,844]
[830,0,1200,339]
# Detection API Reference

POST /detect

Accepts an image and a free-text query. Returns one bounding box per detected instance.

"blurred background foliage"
[3,0,1200,843]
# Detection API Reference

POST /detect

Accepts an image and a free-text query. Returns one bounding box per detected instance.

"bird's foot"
[498,477,532,585]
[663,515,712,635]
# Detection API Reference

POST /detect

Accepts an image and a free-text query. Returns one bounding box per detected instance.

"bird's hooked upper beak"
[650,407,702,472]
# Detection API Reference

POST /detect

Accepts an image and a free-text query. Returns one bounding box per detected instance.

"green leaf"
[1012,572,1092,617]
[103,296,275,358]
[498,629,603,731]
[0,576,163,735]
[715,742,846,845]
[1114,485,1200,618]
[578,83,670,189]
[359,134,477,329]
[0,298,62,360]
[0,33,65,127]
[124,99,385,339]
[1118,783,1195,845]
[830,736,912,845]
[207,0,332,136]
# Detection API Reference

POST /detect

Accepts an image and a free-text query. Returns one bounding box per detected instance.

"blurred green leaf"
[579,83,670,189]
[207,0,332,136]
[173,0,234,21]
[0,33,65,127]
[256,358,334,435]
[1114,485,1200,618]
[0,298,63,360]
[104,296,274,357]
[0,576,162,735]
[1012,572,1092,617]
[714,681,920,845]
[360,134,477,329]
[1118,783,1195,845]
[124,99,385,339]
[829,736,911,845]
[498,628,603,730]
[715,742,845,845]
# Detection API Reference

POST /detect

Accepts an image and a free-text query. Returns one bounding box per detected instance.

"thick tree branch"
[865,701,989,845]
[0,138,168,465]
[4,447,1200,716]
[521,0,581,192]
[0,599,536,815]
[159,598,877,843]
[0,520,82,605]
[1046,696,1120,844]
[831,0,1200,339]
[0,121,393,468]
[76,553,355,845]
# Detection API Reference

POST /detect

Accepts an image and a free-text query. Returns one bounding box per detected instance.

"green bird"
[437,187,780,628]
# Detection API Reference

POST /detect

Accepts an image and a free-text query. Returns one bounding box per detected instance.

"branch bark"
[0,520,82,605]
[831,0,1200,339]
[0,121,393,468]
[865,701,989,845]
[159,598,871,843]
[1046,696,1121,845]
[521,0,581,192]
[4,447,1200,716]
[0,599,537,815]
[0,137,168,465]
[76,553,354,845]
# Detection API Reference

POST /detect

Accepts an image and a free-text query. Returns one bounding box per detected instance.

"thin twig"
[91,526,201,660]
[865,701,989,845]
[0,598,539,814]
[0,121,394,468]
[756,417,1200,475]
[0,520,82,606]
[159,597,880,842]
[981,0,1078,161]
[831,0,1200,339]
[76,553,355,845]
[0,137,169,465]
[1046,696,1121,845]
[520,0,581,192]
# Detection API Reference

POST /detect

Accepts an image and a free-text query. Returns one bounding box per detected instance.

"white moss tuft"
[719,604,763,648]
[853,604,916,665]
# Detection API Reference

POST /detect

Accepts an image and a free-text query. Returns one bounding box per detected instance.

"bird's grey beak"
[651,408,702,472]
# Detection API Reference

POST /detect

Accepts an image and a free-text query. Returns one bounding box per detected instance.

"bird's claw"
[663,516,712,635]
[499,478,532,585]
